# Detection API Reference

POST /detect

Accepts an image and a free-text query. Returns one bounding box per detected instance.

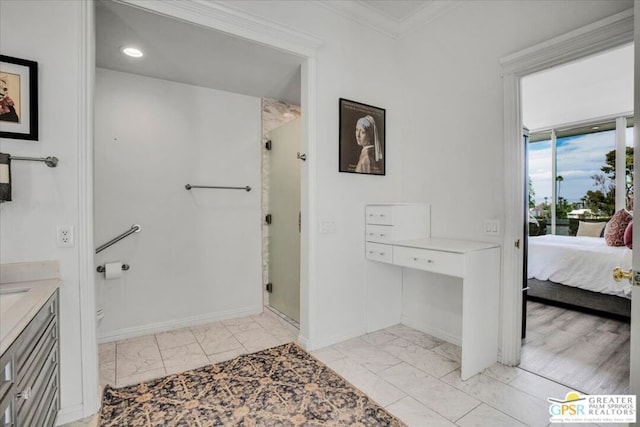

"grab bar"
[95,224,141,254]
[185,184,251,192]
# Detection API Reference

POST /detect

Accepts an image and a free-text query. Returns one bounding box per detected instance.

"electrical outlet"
[56,225,74,247]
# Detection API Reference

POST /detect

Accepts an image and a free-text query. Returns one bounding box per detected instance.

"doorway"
[519,45,633,395]
[500,9,637,399]
[500,8,634,364]
[82,0,319,413]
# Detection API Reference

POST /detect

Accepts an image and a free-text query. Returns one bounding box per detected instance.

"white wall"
[222,1,407,347]
[395,0,633,342]
[523,44,634,131]
[94,69,262,340]
[0,0,87,421]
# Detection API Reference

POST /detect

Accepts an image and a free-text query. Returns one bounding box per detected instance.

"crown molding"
[315,1,399,38]
[315,0,461,39]
[500,8,633,76]
[398,1,463,37]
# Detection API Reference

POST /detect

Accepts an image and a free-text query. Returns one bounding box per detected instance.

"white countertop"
[0,262,61,356]
[392,238,500,253]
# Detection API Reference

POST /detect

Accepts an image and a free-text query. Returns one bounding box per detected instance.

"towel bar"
[10,155,58,167]
[185,184,251,192]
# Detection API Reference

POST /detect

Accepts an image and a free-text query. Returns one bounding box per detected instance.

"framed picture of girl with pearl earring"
[339,98,385,175]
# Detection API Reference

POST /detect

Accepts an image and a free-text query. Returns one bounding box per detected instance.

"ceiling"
[319,0,461,38]
[360,0,432,21]
[95,0,304,105]
[95,0,457,103]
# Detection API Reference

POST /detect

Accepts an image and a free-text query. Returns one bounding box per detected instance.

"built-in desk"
[365,204,500,380]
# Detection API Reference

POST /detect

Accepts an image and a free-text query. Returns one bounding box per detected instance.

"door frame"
[500,8,633,365]
[78,0,322,416]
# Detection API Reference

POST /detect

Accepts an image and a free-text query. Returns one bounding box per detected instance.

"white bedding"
[527,235,632,298]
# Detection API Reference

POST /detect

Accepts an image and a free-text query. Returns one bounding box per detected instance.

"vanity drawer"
[365,224,393,243]
[15,294,56,375]
[365,242,393,263]
[365,206,393,225]
[0,349,13,404]
[16,343,57,427]
[393,246,463,277]
[0,387,13,427]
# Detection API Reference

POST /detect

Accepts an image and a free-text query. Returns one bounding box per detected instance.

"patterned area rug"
[100,342,405,426]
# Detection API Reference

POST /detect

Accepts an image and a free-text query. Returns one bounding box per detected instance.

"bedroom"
[522,43,633,395]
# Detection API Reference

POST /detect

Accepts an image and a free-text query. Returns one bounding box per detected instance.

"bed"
[527,235,632,318]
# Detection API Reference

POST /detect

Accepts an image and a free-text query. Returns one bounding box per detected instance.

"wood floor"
[520,300,630,395]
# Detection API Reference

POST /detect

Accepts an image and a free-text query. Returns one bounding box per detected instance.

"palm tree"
[556,175,564,200]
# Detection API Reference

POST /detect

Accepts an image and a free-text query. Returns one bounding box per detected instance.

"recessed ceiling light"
[592,126,600,130]
[121,46,143,58]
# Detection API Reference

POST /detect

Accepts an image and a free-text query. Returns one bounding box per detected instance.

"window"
[528,117,633,236]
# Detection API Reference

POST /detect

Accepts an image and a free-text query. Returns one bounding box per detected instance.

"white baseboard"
[297,334,309,350]
[56,403,86,426]
[310,326,367,351]
[97,306,263,343]
[401,316,462,347]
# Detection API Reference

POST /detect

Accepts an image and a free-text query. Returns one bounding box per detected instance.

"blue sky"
[528,128,633,205]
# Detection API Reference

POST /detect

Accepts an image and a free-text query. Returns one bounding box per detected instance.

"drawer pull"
[368,233,386,238]
[4,406,12,425]
[3,362,12,381]
[379,252,385,256]
[17,386,31,400]
[412,257,434,263]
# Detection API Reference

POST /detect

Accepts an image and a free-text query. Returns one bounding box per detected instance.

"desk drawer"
[393,246,463,277]
[365,206,393,225]
[365,224,393,243]
[365,242,393,263]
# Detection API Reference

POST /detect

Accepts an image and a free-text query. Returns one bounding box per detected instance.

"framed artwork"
[339,98,385,175]
[0,55,38,141]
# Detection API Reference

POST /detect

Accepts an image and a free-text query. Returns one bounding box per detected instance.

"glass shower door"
[267,118,301,322]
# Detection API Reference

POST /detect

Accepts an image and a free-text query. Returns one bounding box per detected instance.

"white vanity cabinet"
[0,290,59,427]
[364,204,500,380]
[365,204,430,261]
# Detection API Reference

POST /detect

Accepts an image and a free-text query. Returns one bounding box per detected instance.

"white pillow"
[576,221,607,237]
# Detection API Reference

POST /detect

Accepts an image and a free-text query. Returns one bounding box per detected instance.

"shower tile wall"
[261,99,301,306]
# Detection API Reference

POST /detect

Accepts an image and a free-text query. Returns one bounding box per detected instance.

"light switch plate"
[483,220,500,235]
[319,220,336,234]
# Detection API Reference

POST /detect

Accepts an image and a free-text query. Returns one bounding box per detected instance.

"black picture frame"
[339,98,385,175]
[0,55,38,141]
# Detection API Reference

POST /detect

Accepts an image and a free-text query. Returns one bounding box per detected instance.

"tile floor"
[63,309,623,427]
